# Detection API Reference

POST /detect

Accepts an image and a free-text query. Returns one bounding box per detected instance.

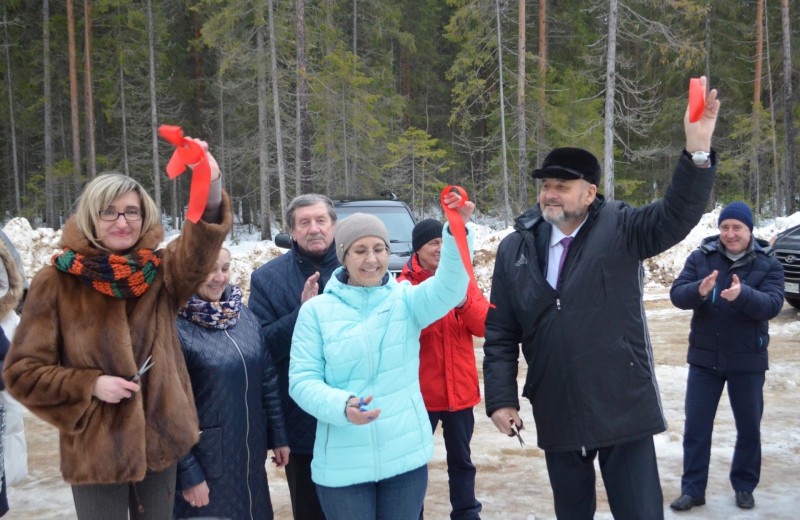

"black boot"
[669,495,706,511]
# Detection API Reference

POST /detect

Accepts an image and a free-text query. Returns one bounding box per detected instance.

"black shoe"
[670,494,706,511]
[736,490,755,509]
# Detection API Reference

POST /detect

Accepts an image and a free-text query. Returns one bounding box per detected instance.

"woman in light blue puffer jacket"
[289,193,473,520]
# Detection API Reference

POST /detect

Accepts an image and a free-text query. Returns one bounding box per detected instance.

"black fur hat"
[531,147,601,186]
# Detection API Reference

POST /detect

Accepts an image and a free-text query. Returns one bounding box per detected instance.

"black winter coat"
[174,297,287,520]
[484,154,716,452]
[670,235,784,372]
[248,243,339,454]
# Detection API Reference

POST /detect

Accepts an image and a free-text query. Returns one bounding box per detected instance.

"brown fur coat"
[3,194,232,484]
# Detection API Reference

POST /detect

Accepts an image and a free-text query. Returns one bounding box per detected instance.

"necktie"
[557,236,573,287]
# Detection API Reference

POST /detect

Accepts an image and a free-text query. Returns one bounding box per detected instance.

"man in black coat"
[668,201,784,512]
[249,194,340,520]
[483,77,720,519]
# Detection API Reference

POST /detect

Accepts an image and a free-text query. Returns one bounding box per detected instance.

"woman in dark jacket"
[175,247,289,520]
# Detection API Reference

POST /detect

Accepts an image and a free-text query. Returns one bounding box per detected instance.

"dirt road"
[6,290,799,519]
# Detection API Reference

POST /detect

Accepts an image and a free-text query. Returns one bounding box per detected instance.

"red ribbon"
[440,185,476,284]
[688,78,705,123]
[157,125,211,223]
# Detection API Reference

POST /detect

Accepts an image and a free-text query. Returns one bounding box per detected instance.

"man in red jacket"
[398,218,490,520]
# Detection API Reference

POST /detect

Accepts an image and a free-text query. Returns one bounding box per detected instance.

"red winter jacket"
[398,254,489,412]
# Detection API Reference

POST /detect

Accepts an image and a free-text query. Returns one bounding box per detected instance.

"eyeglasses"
[98,209,143,222]
[347,245,389,259]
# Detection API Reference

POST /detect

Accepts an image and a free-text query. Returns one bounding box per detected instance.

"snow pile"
[4,210,799,301]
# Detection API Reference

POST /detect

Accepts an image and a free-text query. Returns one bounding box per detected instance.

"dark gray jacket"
[175,297,286,520]
[484,154,716,452]
[249,243,339,454]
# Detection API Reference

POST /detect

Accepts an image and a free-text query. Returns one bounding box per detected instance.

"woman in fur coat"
[2,137,231,520]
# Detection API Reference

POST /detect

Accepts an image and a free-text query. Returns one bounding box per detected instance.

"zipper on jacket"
[360,291,381,483]
[226,330,255,520]
[556,298,561,310]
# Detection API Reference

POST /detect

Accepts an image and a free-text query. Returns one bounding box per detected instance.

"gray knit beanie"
[334,213,390,263]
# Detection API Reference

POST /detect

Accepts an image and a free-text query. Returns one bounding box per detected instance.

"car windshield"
[335,206,414,255]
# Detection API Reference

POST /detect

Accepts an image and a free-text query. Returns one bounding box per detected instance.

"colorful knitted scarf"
[179,284,242,330]
[52,248,162,298]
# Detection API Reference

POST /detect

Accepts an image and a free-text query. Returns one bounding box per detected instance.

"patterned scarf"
[52,248,162,298]
[179,284,242,330]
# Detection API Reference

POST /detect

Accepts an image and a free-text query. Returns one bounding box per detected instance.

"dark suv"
[274,194,417,277]
[772,224,800,309]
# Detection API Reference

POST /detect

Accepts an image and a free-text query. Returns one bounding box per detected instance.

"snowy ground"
[3,208,800,519]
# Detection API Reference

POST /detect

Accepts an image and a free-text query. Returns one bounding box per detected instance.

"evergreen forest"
[1,0,798,237]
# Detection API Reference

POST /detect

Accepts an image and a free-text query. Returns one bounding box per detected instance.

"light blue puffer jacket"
[289,223,471,487]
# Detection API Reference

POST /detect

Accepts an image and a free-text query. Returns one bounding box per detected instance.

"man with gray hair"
[250,194,339,519]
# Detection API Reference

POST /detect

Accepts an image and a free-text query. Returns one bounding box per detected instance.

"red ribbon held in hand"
[688,78,706,124]
[440,185,476,284]
[158,125,211,223]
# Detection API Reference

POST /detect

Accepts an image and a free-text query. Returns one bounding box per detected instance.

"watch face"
[692,151,710,164]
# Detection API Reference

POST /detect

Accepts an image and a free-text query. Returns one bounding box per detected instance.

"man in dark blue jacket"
[484,77,720,520]
[669,201,784,512]
[249,194,339,520]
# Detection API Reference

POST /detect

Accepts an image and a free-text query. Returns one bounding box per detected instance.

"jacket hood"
[59,214,165,255]
[0,239,24,316]
[400,253,433,284]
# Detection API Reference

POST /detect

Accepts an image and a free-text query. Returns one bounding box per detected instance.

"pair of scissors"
[124,355,154,401]
[510,421,525,448]
[127,355,155,384]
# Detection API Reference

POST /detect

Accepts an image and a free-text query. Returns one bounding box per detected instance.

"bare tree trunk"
[43,0,56,227]
[495,0,511,225]
[602,0,618,200]
[256,11,273,240]
[217,50,227,193]
[764,0,781,216]
[83,0,96,178]
[536,0,547,172]
[324,0,334,193]
[704,4,714,205]
[781,0,795,214]
[517,0,528,212]
[352,0,358,55]
[67,0,81,183]
[267,0,288,227]
[119,63,130,176]
[342,95,350,194]
[3,9,21,214]
[295,0,311,195]
[146,0,161,214]
[751,0,764,211]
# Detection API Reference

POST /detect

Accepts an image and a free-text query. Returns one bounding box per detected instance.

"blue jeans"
[316,465,428,520]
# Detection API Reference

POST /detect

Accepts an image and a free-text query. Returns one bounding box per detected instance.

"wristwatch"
[691,150,711,165]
